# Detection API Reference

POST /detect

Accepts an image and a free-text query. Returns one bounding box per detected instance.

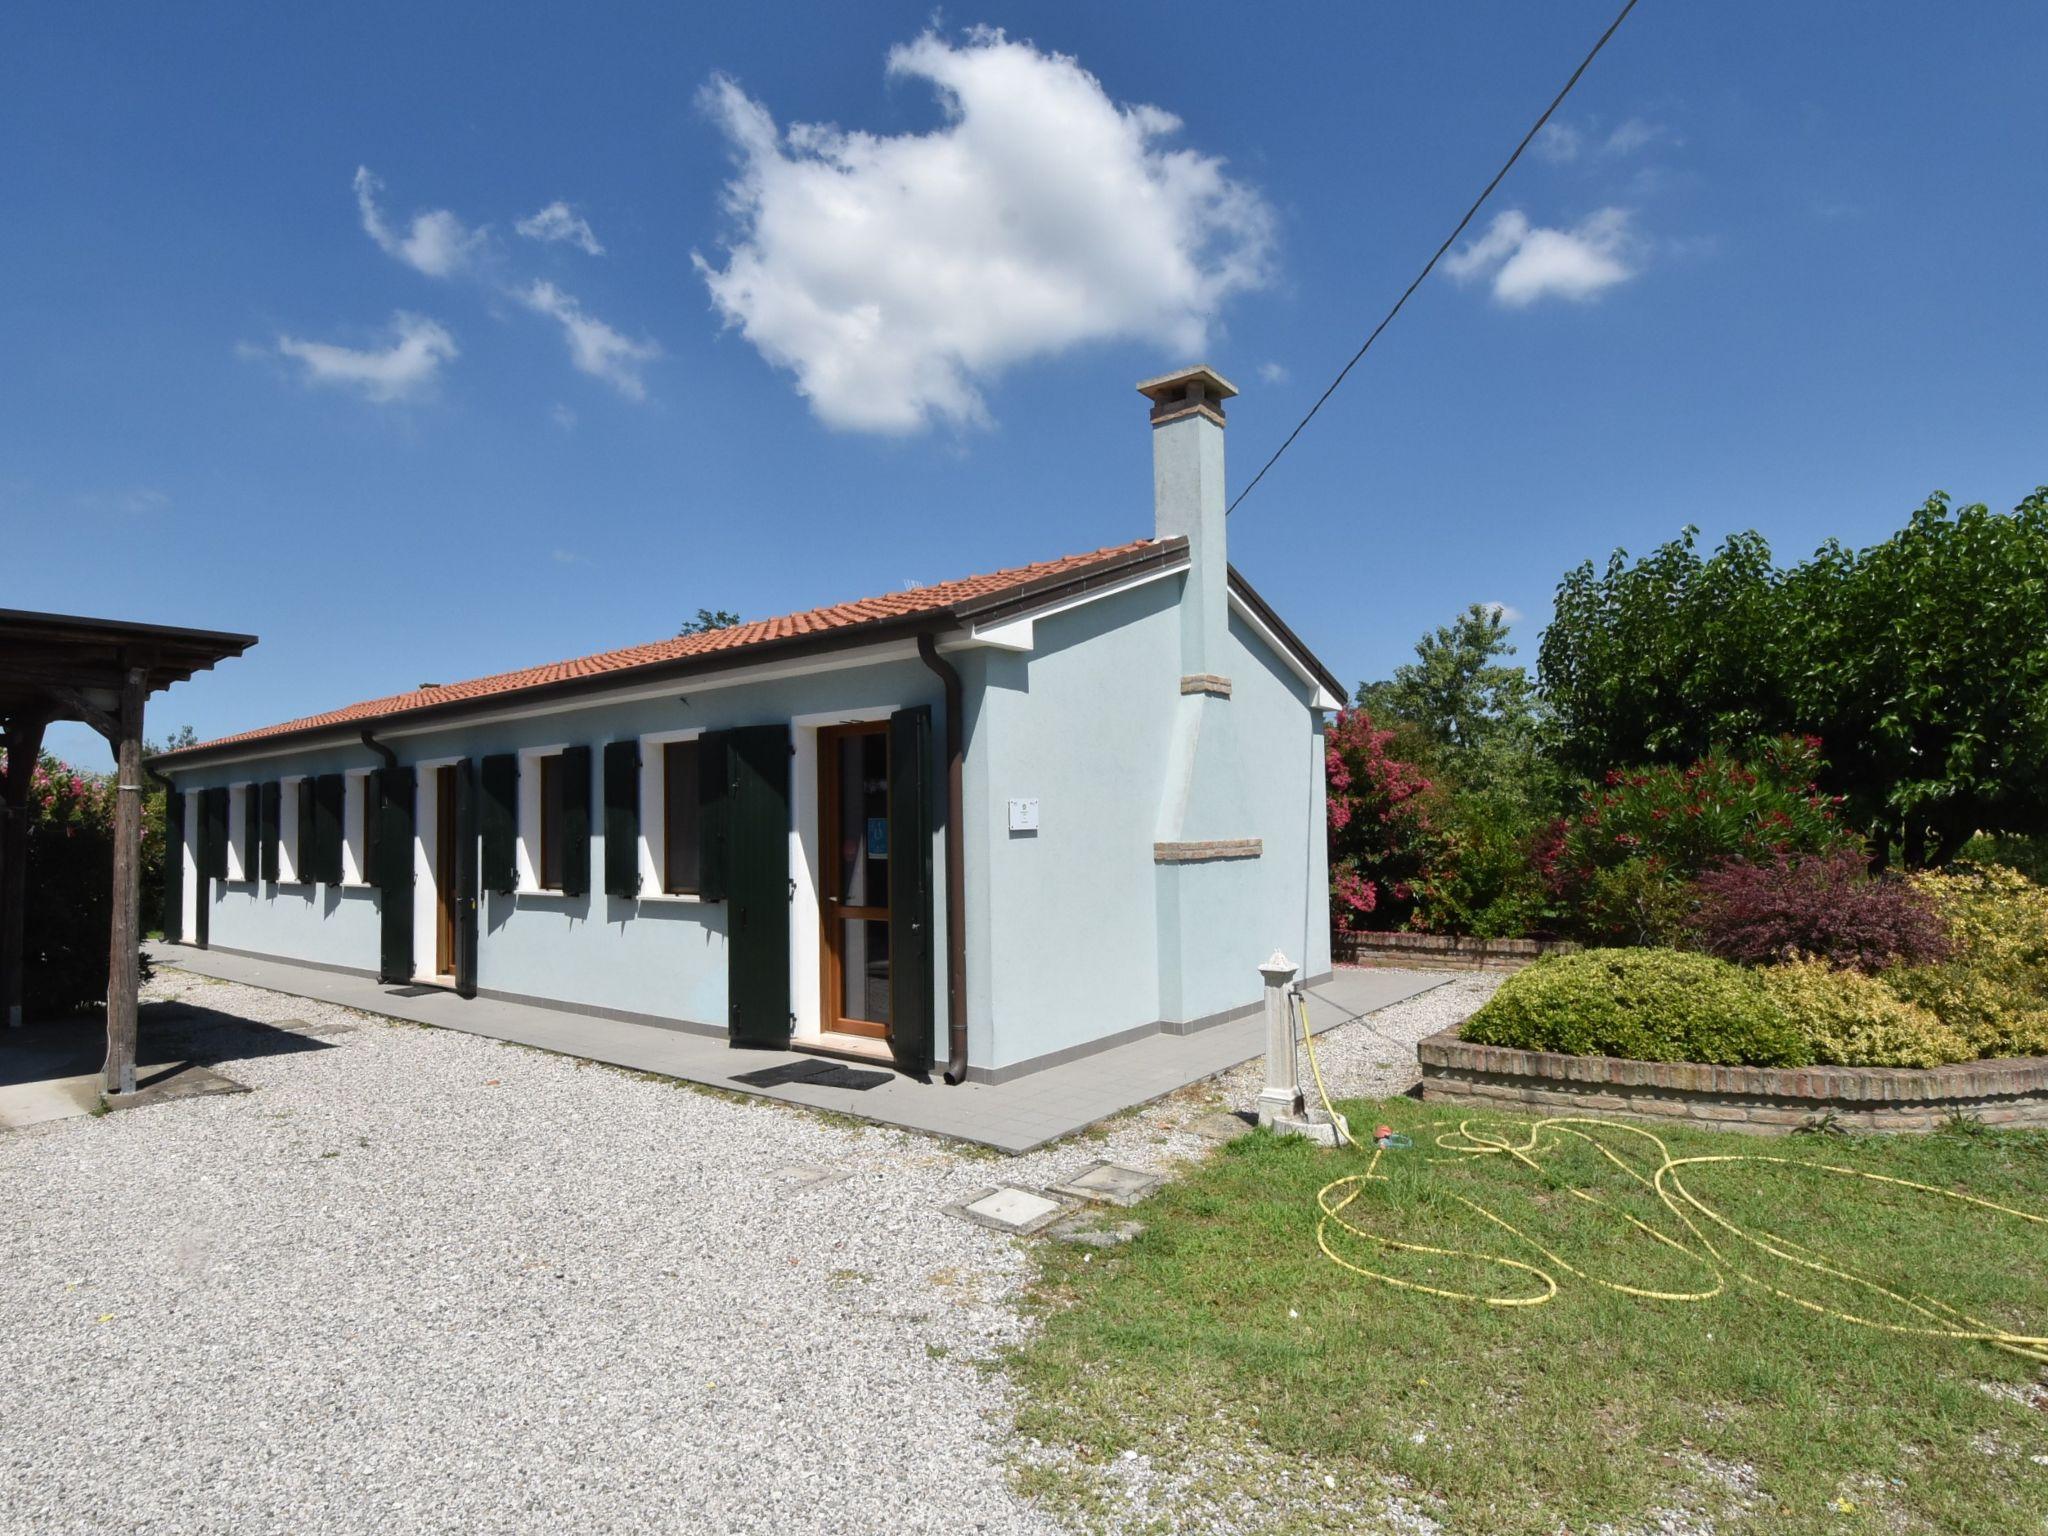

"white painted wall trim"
[1227,589,1343,711]
[340,769,372,886]
[180,791,200,943]
[225,783,251,883]
[937,558,1187,657]
[411,755,462,980]
[275,776,306,884]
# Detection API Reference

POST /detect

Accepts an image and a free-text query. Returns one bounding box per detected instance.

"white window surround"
[225,783,251,883]
[179,791,201,943]
[341,769,373,887]
[411,755,463,981]
[514,744,569,895]
[275,776,307,885]
[635,727,704,903]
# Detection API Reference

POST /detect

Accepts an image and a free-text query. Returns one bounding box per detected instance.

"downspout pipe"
[360,728,397,770]
[917,633,970,1085]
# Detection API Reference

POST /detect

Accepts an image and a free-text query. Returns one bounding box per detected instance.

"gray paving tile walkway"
[143,944,1443,1152]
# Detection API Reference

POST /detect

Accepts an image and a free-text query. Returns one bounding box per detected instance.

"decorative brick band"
[1417,1026,2048,1134]
[1336,931,1578,973]
[1180,674,1233,698]
[1153,838,1263,864]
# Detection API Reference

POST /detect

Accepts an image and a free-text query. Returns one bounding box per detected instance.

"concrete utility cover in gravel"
[961,1187,1065,1232]
[1049,1161,1163,1207]
[766,1163,847,1188]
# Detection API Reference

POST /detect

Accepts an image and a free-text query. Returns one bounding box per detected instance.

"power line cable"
[1226,0,1644,518]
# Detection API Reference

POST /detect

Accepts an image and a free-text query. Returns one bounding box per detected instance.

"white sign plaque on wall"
[1006,798,1040,833]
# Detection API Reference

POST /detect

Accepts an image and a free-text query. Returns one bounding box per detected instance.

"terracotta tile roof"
[162,539,1162,759]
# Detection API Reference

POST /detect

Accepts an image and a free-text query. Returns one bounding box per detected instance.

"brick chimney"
[1138,366,1236,680]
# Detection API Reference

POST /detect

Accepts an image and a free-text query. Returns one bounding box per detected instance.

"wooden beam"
[1,713,48,1029]
[103,670,147,1093]
[43,684,124,745]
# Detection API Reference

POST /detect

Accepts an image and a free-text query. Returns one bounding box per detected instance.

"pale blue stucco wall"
[171,656,952,1055]
[954,572,1332,1071]
[168,573,1331,1077]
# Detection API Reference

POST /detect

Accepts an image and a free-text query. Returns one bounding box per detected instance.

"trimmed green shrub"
[1462,948,1812,1067]
[1758,958,1971,1069]
[1887,864,2048,1059]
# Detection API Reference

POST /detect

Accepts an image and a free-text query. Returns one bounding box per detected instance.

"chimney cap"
[1136,365,1238,405]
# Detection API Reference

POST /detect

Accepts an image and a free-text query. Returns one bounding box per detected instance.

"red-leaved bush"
[1686,849,1951,973]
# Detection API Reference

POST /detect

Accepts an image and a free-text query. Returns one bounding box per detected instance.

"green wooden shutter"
[887,705,935,1076]
[559,744,592,898]
[479,753,518,894]
[310,774,343,883]
[258,782,280,881]
[200,787,228,880]
[603,739,641,897]
[725,724,790,1048]
[375,766,415,982]
[452,759,480,998]
[160,786,184,940]
[697,730,730,903]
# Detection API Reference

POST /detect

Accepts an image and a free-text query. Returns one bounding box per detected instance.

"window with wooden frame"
[661,739,701,895]
[276,778,305,883]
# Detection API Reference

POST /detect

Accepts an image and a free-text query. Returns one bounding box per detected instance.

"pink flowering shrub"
[1,751,163,1018]
[1543,737,1862,945]
[1687,849,1950,972]
[1325,709,1443,931]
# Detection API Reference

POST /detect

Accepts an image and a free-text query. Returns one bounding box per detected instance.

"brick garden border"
[1417,1026,2048,1134]
[1335,931,1578,972]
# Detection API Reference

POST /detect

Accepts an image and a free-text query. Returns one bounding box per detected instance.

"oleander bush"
[1757,957,1971,1069]
[1885,864,2048,1059]
[1687,849,1950,973]
[1461,948,1812,1067]
[4,752,161,1019]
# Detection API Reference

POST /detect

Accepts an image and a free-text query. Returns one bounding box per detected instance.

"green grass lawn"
[1010,1100,2048,1535]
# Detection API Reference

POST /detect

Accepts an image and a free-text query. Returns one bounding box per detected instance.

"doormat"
[730,1059,894,1092]
[384,985,445,998]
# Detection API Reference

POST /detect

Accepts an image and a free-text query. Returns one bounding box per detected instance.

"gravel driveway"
[1,966,1495,1535]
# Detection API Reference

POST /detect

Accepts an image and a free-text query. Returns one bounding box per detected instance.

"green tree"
[1539,488,2048,867]
[678,608,741,636]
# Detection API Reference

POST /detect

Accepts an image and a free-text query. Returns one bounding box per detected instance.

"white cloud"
[516,280,660,400]
[549,548,589,565]
[272,312,458,402]
[1533,123,1582,164]
[1482,601,1525,625]
[1444,208,1639,306]
[550,402,578,431]
[693,27,1275,433]
[354,166,484,278]
[1602,117,1664,156]
[1256,361,1288,385]
[516,201,605,256]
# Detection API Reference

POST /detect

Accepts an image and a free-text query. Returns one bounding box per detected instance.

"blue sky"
[8,3,2044,770]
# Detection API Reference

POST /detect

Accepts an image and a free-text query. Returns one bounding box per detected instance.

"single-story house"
[151,368,1341,1084]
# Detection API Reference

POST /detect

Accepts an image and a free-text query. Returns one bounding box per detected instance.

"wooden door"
[819,721,892,1040]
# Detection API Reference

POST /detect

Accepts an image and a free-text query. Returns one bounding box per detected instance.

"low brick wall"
[1335,931,1577,973]
[1417,1026,2048,1134]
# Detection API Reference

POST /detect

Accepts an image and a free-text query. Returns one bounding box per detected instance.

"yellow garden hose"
[1288,992,2048,1361]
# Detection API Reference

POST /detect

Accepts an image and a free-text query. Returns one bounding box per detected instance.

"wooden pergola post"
[103,666,147,1094]
[0,609,254,1082]
[1,713,49,1030]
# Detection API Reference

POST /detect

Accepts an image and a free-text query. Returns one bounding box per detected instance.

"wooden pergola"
[0,609,255,1091]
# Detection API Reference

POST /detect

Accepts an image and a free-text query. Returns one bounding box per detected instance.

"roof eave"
[149,541,1183,771]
